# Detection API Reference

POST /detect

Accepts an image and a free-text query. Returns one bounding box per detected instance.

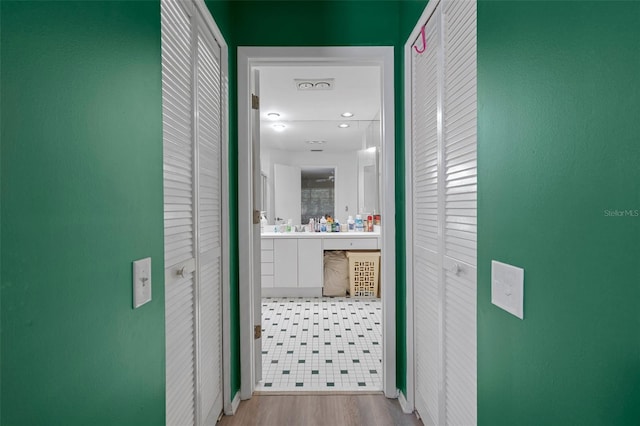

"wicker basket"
[346,251,381,297]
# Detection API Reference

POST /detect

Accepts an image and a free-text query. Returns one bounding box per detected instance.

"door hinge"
[253,209,261,225]
[252,94,260,110]
[254,325,262,339]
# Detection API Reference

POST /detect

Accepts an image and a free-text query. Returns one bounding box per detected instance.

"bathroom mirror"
[258,65,382,225]
[358,147,379,215]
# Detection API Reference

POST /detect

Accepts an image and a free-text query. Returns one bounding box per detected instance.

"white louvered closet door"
[410,0,477,425]
[161,1,223,425]
[162,1,197,424]
[194,8,223,425]
[412,5,443,426]
[442,1,477,424]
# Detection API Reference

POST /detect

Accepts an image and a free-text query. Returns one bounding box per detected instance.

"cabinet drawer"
[261,250,274,263]
[261,238,274,250]
[323,238,378,250]
[261,275,274,288]
[261,262,274,276]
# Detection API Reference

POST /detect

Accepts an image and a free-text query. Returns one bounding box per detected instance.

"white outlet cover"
[491,260,524,319]
[133,257,152,308]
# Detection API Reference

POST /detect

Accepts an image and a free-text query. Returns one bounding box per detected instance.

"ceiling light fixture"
[341,112,354,118]
[295,78,335,91]
[338,123,350,128]
[272,123,286,131]
[306,140,326,145]
[266,112,280,119]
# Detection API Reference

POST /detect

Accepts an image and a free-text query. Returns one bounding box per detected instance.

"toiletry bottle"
[334,219,340,232]
[355,214,364,232]
[367,215,373,232]
[348,215,355,232]
[260,212,268,233]
[287,219,292,233]
[308,218,314,233]
[320,216,327,232]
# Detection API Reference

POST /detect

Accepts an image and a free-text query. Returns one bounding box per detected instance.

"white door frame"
[238,46,397,399]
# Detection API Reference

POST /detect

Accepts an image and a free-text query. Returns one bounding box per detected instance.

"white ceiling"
[258,65,381,152]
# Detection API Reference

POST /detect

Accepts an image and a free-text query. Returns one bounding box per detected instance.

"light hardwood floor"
[218,394,423,426]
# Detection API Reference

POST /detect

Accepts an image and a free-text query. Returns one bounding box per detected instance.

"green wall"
[477,1,640,425]
[1,1,165,424]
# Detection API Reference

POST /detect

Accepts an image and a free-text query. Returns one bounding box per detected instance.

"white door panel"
[251,69,263,385]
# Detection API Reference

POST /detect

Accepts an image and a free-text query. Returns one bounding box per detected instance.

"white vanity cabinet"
[261,233,380,297]
[323,237,378,250]
[273,239,298,288]
[297,239,323,288]
[261,238,274,288]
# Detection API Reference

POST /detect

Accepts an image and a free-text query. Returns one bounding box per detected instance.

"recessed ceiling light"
[295,78,335,91]
[273,123,286,131]
[267,112,280,119]
[338,123,350,128]
[341,112,354,118]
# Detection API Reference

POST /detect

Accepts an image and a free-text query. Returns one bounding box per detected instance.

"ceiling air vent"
[295,78,334,91]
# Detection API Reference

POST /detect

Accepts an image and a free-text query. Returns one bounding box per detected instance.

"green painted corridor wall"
[477,1,640,425]
[1,1,165,424]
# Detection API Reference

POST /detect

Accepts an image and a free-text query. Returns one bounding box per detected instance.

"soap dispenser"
[348,215,355,232]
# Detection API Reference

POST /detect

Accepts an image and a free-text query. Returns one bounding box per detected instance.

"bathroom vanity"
[260,232,381,297]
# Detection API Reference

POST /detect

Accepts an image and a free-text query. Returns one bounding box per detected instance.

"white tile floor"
[256,296,383,392]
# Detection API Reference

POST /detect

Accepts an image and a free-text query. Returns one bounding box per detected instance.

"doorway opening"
[238,47,396,398]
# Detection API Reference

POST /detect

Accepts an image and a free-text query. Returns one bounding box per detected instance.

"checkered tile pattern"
[257,297,382,391]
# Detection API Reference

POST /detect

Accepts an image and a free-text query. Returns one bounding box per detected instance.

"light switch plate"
[133,257,152,308]
[491,260,524,319]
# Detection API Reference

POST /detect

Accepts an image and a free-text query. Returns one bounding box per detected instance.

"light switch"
[133,257,152,308]
[491,260,524,319]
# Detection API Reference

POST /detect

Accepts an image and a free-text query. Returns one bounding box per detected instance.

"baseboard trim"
[226,391,240,415]
[398,391,413,414]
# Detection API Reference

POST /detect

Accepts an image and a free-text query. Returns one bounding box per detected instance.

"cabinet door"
[298,239,322,288]
[273,239,298,287]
